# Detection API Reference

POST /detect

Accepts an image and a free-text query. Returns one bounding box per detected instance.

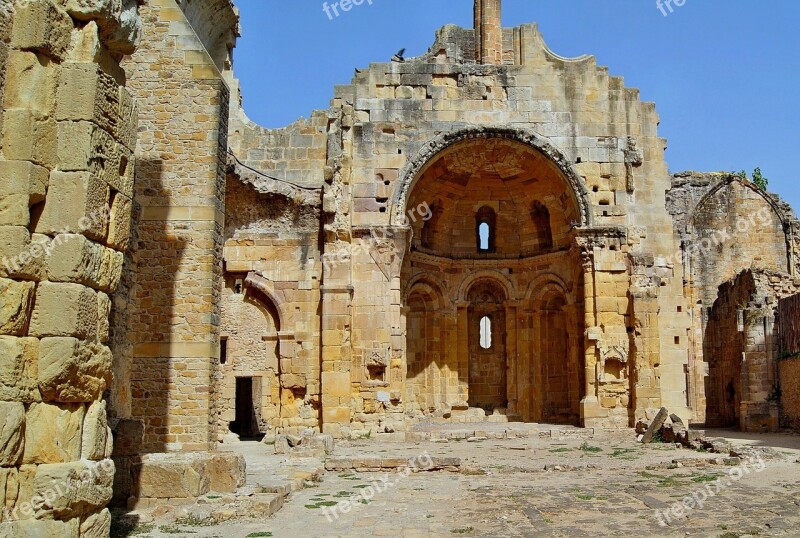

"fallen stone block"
[642,407,669,444]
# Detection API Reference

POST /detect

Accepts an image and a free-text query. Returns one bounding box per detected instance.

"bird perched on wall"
[392,48,406,62]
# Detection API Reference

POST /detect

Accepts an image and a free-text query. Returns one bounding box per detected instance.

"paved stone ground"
[113,428,800,538]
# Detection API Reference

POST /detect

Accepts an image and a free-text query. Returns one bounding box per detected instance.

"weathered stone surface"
[133,454,210,499]
[63,0,142,54]
[0,227,45,281]
[0,518,80,537]
[642,407,669,444]
[0,161,49,205]
[0,467,21,519]
[33,171,109,240]
[0,109,56,169]
[81,400,110,461]
[22,403,84,465]
[45,234,122,292]
[38,337,112,402]
[101,0,142,55]
[106,193,133,250]
[79,507,111,538]
[10,0,72,61]
[0,402,25,467]
[56,62,120,133]
[97,291,111,344]
[3,50,57,114]
[0,336,39,402]
[32,459,114,519]
[206,452,246,493]
[0,279,35,336]
[29,282,98,340]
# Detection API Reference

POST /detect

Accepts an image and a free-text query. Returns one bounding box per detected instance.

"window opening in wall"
[478,222,490,251]
[220,337,228,365]
[479,315,492,349]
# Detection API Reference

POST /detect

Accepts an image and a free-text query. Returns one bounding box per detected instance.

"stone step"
[324,456,461,472]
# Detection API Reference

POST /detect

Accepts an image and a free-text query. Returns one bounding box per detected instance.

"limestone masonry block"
[80,508,112,538]
[23,402,85,464]
[106,193,133,250]
[35,171,110,241]
[66,0,142,55]
[45,234,122,292]
[132,454,211,499]
[0,278,35,336]
[206,452,247,493]
[81,400,111,461]
[38,337,112,402]
[56,121,133,197]
[29,282,99,340]
[56,63,120,135]
[1,108,57,169]
[1,518,80,537]
[0,160,49,205]
[117,85,137,151]
[32,459,113,519]
[0,227,46,281]
[0,194,29,227]
[0,336,39,402]
[323,371,351,398]
[3,50,57,115]
[97,291,111,343]
[10,0,72,61]
[0,402,25,467]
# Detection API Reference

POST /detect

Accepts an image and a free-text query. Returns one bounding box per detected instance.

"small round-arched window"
[479,315,492,349]
[475,206,496,253]
[478,222,490,251]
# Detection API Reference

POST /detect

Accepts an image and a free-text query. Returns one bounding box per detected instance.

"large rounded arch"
[391,126,593,228]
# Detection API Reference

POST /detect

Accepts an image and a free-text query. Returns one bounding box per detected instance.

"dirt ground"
[112,428,800,538]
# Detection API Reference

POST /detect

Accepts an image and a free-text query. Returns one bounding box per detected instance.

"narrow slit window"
[475,206,496,253]
[479,316,492,349]
[478,222,490,251]
[220,337,228,365]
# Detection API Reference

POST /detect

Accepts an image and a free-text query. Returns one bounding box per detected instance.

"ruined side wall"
[666,172,796,422]
[778,294,800,430]
[123,0,231,452]
[0,0,139,533]
[218,165,324,436]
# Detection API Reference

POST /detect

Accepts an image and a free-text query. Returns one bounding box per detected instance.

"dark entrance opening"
[230,377,258,437]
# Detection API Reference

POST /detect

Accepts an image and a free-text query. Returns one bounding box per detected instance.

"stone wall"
[226,22,692,435]
[122,0,233,453]
[217,159,324,437]
[777,294,800,430]
[703,270,800,431]
[666,172,798,423]
[0,0,140,533]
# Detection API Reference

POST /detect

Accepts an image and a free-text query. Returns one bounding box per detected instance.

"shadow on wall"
[109,158,188,505]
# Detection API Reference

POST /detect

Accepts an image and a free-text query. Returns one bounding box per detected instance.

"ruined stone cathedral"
[2,0,800,532]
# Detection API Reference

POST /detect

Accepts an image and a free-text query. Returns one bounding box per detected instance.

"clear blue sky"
[233,0,800,210]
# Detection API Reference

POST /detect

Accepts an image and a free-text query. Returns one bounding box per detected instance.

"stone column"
[0,0,141,534]
[504,300,519,417]
[580,251,604,426]
[474,0,503,64]
[456,301,470,403]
